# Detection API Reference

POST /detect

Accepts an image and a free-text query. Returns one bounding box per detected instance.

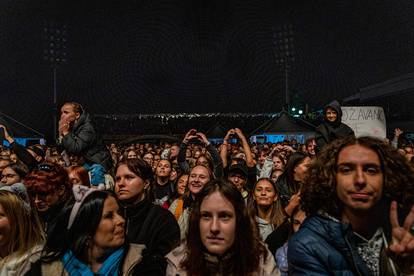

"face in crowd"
[336,144,383,216]
[293,156,311,182]
[143,153,154,167]
[170,145,180,159]
[24,164,70,214]
[306,140,317,156]
[272,156,284,171]
[92,195,125,253]
[176,174,189,196]
[188,166,211,196]
[1,166,22,186]
[115,159,152,204]
[127,150,138,159]
[253,179,278,208]
[60,103,81,125]
[325,107,338,123]
[199,190,236,255]
[156,160,172,179]
[228,172,246,193]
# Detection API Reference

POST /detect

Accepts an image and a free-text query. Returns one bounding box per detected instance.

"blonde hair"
[0,191,44,261]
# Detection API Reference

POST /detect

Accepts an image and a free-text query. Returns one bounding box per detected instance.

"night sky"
[1,0,414,139]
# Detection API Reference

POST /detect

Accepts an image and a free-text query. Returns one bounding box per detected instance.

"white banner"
[341,106,386,139]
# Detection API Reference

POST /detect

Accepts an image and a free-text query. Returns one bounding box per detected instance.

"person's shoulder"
[121,243,146,274]
[148,203,180,225]
[166,244,186,270]
[290,216,333,245]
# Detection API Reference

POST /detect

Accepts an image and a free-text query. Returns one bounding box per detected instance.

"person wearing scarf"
[25,186,146,276]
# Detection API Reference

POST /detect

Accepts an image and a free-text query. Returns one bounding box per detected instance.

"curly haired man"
[289,136,414,275]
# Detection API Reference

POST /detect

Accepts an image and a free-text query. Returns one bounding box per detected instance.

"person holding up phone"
[177,129,223,178]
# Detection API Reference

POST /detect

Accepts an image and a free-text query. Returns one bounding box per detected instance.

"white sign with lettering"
[341,106,386,139]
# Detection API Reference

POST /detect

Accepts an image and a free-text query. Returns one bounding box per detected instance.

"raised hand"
[0,124,13,143]
[196,132,209,146]
[394,128,403,137]
[183,129,198,144]
[224,129,235,141]
[58,119,71,136]
[389,201,414,273]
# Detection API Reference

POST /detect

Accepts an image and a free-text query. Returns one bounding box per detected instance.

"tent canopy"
[252,112,316,135]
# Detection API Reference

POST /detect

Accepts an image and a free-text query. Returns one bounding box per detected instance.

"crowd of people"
[0,101,413,275]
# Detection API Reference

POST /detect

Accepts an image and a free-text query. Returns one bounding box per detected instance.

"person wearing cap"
[227,163,249,200]
[315,100,355,152]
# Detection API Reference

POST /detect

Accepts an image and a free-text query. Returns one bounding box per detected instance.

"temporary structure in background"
[250,111,316,144]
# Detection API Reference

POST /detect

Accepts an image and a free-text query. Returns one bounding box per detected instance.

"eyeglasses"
[1,173,18,179]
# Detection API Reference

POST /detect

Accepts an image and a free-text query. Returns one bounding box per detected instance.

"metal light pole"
[42,20,67,140]
[272,23,295,112]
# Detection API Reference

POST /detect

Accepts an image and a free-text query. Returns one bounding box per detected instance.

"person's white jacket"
[0,244,43,276]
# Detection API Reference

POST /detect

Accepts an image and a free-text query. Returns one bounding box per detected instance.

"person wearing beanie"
[315,100,355,152]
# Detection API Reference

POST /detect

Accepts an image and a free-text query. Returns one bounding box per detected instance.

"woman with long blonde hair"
[0,186,44,275]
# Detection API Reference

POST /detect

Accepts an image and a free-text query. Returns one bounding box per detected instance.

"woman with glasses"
[0,162,29,186]
[24,162,72,232]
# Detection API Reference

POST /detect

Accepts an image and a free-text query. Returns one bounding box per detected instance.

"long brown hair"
[248,178,286,229]
[0,191,44,260]
[182,179,267,276]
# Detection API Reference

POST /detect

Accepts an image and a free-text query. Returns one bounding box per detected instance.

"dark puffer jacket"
[59,112,112,171]
[315,100,355,151]
[288,215,397,276]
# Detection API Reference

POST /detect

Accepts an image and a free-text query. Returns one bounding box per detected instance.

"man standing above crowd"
[289,136,414,275]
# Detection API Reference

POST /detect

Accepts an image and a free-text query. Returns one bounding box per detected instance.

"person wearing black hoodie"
[315,100,355,152]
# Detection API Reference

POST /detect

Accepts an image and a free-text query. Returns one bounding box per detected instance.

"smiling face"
[253,179,278,207]
[188,166,211,195]
[177,174,188,196]
[92,196,125,253]
[199,191,236,256]
[336,144,383,217]
[325,107,338,123]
